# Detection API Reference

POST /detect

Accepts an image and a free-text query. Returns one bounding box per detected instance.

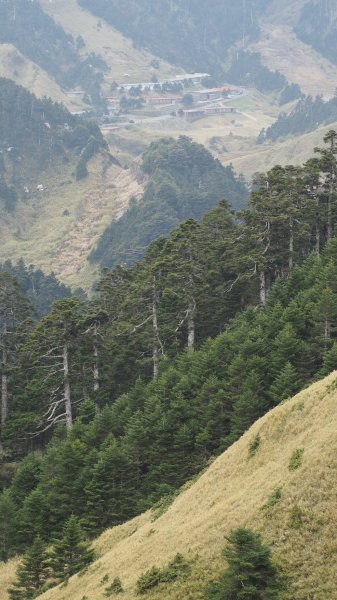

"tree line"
[1,132,337,562]
[258,94,337,143]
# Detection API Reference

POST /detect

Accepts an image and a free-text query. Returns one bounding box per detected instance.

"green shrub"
[151,492,177,520]
[288,449,304,471]
[248,433,261,458]
[136,554,190,594]
[104,577,123,596]
[262,487,282,511]
[289,505,304,529]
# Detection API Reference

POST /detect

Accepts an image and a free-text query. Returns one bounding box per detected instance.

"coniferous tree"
[0,489,16,561]
[0,271,31,448]
[269,362,302,404]
[8,536,49,600]
[205,528,281,600]
[314,130,337,241]
[49,515,94,581]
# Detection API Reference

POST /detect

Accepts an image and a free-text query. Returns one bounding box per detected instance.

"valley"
[2,4,337,600]
[1,0,337,286]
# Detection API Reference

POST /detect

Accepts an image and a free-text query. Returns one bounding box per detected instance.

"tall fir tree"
[8,536,49,600]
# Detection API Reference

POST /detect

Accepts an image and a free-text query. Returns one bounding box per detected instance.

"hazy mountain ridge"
[295,0,337,65]
[75,0,337,97]
[0,0,108,99]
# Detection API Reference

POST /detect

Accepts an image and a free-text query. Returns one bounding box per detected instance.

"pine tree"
[49,515,94,581]
[0,271,31,448]
[270,362,302,404]
[205,528,281,600]
[8,536,50,600]
[23,298,83,436]
[0,489,16,561]
[85,436,138,531]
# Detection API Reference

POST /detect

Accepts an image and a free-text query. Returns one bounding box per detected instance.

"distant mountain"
[77,0,265,72]
[295,0,337,65]
[76,0,337,97]
[77,0,288,91]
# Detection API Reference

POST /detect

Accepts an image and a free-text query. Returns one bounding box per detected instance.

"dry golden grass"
[1,373,336,599]
[0,44,82,110]
[253,20,337,97]
[0,559,19,599]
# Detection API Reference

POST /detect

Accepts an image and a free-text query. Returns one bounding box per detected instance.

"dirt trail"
[51,160,145,279]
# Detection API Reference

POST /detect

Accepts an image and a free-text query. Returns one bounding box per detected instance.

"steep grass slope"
[2,372,336,600]
[39,0,182,85]
[253,21,337,97]
[0,154,145,290]
[0,45,82,110]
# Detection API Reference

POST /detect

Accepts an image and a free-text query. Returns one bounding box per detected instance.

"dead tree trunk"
[289,215,294,271]
[63,343,73,431]
[327,175,333,241]
[152,276,162,379]
[187,295,196,351]
[259,270,267,306]
[315,200,321,254]
[93,323,99,392]
[0,320,8,447]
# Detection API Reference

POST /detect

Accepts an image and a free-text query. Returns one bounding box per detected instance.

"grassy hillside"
[2,371,336,600]
[0,45,83,110]
[0,78,145,289]
[0,154,145,290]
[40,0,182,86]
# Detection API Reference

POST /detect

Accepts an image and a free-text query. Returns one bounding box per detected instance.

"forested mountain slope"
[2,132,337,564]
[0,44,79,109]
[0,77,106,209]
[76,0,267,74]
[90,136,248,268]
[3,372,337,600]
[75,0,337,97]
[295,0,337,65]
[39,0,180,85]
[0,78,145,289]
[258,93,337,142]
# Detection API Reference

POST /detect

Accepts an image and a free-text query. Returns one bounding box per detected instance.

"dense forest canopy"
[0,77,107,210]
[0,260,73,319]
[1,133,337,568]
[90,136,248,268]
[0,0,107,95]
